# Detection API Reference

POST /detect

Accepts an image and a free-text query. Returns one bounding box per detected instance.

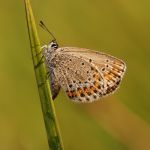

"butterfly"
[40,21,126,103]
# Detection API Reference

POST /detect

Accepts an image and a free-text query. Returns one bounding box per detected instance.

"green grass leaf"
[24,0,64,149]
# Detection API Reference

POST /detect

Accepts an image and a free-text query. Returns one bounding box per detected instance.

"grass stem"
[24,0,64,149]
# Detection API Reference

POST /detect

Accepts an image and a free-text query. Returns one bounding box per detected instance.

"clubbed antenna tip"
[39,20,56,41]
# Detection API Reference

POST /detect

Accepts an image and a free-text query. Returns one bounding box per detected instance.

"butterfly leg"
[35,45,47,56]
[37,70,51,88]
[34,45,48,69]
[34,55,44,69]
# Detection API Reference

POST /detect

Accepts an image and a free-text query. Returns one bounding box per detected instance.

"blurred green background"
[0,0,150,150]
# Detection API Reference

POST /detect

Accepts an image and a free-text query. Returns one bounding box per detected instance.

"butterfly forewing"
[50,47,126,103]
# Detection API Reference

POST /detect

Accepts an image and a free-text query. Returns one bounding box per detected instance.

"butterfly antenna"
[39,20,56,41]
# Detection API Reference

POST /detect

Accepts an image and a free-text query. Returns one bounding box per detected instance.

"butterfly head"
[48,40,59,51]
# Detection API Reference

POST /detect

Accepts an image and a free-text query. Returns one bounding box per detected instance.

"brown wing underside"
[51,47,126,102]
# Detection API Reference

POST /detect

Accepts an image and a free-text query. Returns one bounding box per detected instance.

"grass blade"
[24,0,64,149]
